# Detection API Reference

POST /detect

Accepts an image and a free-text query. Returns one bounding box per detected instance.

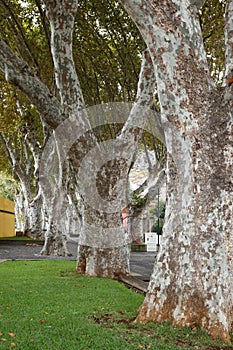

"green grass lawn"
[0,237,42,242]
[0,237,31,241]
[0,261,231,350]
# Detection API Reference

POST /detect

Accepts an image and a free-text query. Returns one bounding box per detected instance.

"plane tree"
[120,0,233,342]
[0,0,158,270]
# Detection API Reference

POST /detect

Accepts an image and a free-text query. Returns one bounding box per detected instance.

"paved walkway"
[0,241,156,277]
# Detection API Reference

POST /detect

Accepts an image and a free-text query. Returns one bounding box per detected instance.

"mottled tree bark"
[0,1,159,277]
[0,133,44,239]
[40,217,71,256]
[43,1,156,272]
[76,204,130,278]
[120,0,233,342]
[76,244,130,278]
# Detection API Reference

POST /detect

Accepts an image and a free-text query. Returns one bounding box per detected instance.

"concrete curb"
[0,259,7,264]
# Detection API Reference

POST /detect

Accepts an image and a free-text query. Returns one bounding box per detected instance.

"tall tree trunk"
[77,244,130,278]
[76,206,130,278]
[40,216,71,256]
[75,150,131,277]
[0,131,44,239]
[76,204,129,278]
[137,93,232,341]
[27,194,44,239]
[120,0,233,342]
[14,179,44,239]
[40,179,73,256]
[128,205,148,242]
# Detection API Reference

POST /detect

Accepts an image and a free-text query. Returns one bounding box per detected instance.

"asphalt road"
[0,241,156,277]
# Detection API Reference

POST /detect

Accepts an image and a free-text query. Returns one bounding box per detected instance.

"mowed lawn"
[0,260,231,350]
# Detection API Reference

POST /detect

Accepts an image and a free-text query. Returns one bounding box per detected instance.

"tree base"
[136,293,232,344]
[40,234,72,256]
[76,244,130,279]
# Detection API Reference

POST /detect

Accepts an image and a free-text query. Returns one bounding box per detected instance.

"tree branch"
[120,0,214,133]
[43,0,85,110]
[120,48,158,141]
[0,39,61,128]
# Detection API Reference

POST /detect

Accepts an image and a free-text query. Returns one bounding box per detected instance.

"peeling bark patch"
[69,130,97,168]
[83,203,122,229]
[96,159,128,201]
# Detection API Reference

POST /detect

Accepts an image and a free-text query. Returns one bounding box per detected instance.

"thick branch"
[142,166,165,202]
[120,0,212,90]
[43,0,85,110]
[0,39,61,128]
[120,0,214,141]
[120,48,158,142]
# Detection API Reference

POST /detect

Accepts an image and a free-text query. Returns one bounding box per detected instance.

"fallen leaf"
[11,342,16,347]
[190,324,197,331]
[39,319,46,323]
[1,338,7,342]
[8,332,16,338]
[0,333,3,337]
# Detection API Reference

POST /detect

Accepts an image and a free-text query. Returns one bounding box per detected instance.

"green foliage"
[0,142,11,175]
[0,236,32,241]
[129,192,147,208]
[73,0,145,105]
[0,80,43,138]
[0,261,230,349]
[151,221,163,234]
[149,200,166,220]
[0,0,144,105]
[0,0,53,86]
[149,200,166,233]
[199,0,226,85]
[0,0,146,173]
[0,171,18,201]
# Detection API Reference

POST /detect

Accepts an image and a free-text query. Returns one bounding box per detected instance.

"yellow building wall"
[0,197,15,237]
